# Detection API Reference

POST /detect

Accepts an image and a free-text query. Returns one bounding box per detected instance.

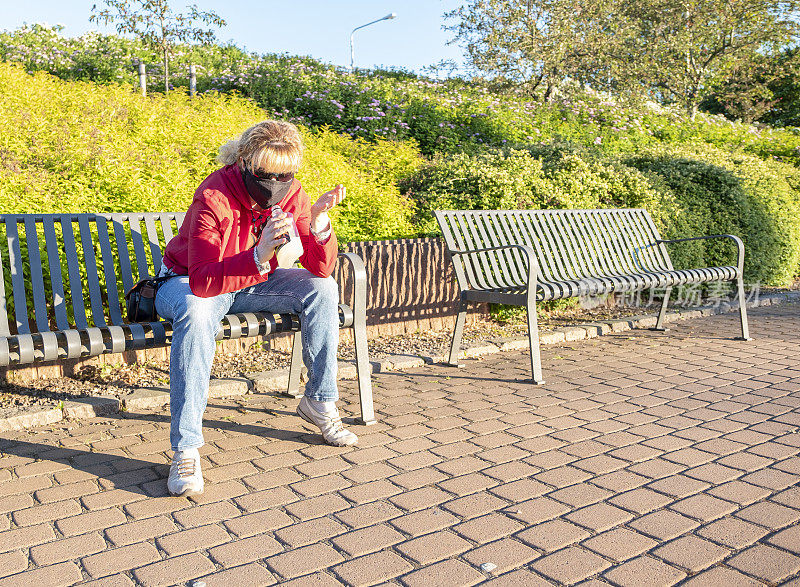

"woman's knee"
[307,276,339,307]
[172,294,227,330]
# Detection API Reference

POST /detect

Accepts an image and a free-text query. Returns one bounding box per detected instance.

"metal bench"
[435,208,751,384]
[0,213,375,424]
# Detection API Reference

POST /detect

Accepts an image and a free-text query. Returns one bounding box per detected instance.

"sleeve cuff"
[310,226,332,244]
[310,213,332,244]
[253,246,270,276]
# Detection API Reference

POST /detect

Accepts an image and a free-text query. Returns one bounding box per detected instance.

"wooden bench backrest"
[0,213,184,336]
[434,209,673,290]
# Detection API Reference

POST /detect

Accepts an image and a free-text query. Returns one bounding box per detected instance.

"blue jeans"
[155,268,340,451]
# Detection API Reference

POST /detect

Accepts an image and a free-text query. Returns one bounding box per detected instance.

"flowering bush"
[0,62,418,242]
[4,25,799,166]
[1,27,798,283]
[0,24,147,84]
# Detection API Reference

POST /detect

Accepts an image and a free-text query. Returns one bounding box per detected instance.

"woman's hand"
[255,211,293,263]
[310,184,346,233]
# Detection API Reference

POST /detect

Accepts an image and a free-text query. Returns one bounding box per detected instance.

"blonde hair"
[216,120,304,174]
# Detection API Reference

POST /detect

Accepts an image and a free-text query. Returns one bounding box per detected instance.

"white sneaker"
[167,448,204,497]
[296,396,358,447]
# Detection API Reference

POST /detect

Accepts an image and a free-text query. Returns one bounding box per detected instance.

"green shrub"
[627,144,800,286]
[0,63,419,242]
[298,130,421,242]
[403,142,800,286]
[402,145,668,234]
[2,44,798,287]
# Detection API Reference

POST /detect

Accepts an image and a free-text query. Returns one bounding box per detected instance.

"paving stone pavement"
[0,302,799,586]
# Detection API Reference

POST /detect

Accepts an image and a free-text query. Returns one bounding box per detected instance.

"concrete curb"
[62,396,120,419]
[2,290,798,431]
[0,406,62,433]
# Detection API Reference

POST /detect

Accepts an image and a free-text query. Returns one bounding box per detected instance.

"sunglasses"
[252,170,295,182]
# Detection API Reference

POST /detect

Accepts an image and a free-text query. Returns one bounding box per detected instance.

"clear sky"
[0,0,467,74]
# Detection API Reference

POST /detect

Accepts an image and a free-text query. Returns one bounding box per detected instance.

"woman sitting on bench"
[156,120,357,498]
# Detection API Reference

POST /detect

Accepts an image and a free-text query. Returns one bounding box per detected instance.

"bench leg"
[353,307,376,425]
[286,330,303,398]
[445,301,467,367]
[527,295,545,385]
[652,286,671,331]
[735,277,752,340]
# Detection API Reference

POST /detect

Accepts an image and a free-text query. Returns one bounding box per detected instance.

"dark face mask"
[242,168,293,209]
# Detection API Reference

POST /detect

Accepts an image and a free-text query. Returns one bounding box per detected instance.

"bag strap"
[125,275,174,297]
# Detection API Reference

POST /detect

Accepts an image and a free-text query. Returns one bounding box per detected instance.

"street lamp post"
[350,13,397,70]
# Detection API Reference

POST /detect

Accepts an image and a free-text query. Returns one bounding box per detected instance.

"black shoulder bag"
[125,276,172,322]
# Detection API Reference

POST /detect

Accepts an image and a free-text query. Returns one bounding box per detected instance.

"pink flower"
[594,136,602,145]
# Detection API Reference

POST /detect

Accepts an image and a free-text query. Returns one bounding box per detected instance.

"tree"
[90,0,226,93]
[702,49,800,123]
[444,0,602,101]
[610,0,800,118]
[446,0,800,117]
[763,48,800,125]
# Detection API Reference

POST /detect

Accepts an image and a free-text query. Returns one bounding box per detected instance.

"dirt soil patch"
[0,303,651,411]
[9,275,799,412]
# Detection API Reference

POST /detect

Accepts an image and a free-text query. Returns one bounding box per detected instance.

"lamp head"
[384,13,397,20]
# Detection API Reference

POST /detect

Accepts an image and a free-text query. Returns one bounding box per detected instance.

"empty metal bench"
[0,213,375,424]
[435,208,750,384]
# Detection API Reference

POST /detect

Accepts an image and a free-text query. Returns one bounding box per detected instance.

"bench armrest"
[337,252,368,323]
[448,244,539,293]
[634,234,744,274]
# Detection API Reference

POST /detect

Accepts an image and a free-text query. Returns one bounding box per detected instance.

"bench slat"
[129,216,151,281]
[42,217,71,331]
[601,211,634,273]
[615,209,653,273]
[483,212,524,289]
[466,212,508,290]
[23,217,51,333]
[110,214,137,295]
[584,212,619,275]
[539,213,580,281]
[607,211,642,269]
[625,210,670,277]
[449,213,485,291]
[95,216,125,326]
[61,216,90,331]
[520,213,561,282]
[601,211,650,276]
[160,215,175,248]
[508,212,540,283]
[0,222,10,338]
[461,213,497,289]
[582,212,615,276]
[453,213,491,291]
[642,210,674,271]
[6,217,30,335]
[569,213,607,279]
[144,215,162,275]
[78,216,108,327]
[484,212,525,289]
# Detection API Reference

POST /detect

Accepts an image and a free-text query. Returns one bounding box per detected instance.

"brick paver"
[652,534,731,572]
[531,545,612,584]
[1,301,799,584]
[582,527,658,562]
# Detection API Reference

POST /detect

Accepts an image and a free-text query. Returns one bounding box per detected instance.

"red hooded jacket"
[162,164,338,298]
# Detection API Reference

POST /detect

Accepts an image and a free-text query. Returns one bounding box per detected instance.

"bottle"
[271,205,303,268]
